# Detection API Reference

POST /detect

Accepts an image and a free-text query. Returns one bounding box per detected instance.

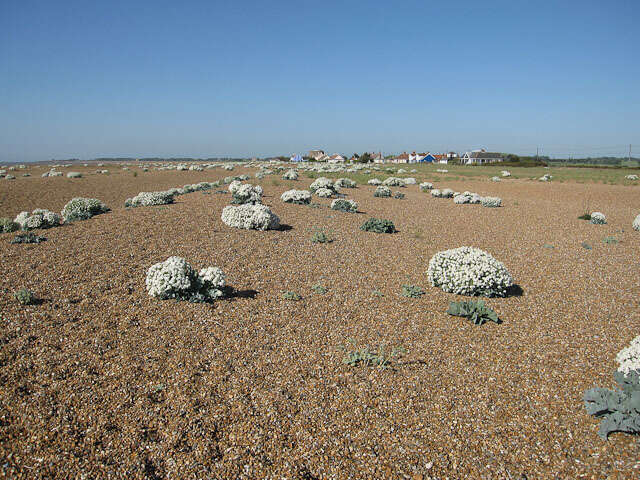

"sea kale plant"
[447,300,500,325]
[125,191,175,208]
[481,196,502,208]
[11,232,46,244]
[393,192,405,199]
[221,204,280,230]
[634,214,640,231]
[281,189,312,204]
[590,212,607,225]
[0,217,19,233]
[360,218,396,234]
[14,288,37,305]
[61,197,109,222]
[339,340,406,369]
[231,184,263,205]
[146,256,227,302]
[374,186,392,198]
[401,284,424,298]
[367,178,382,186]
[427,247,514,297]
[382,177,404,187]
[309,177,336,193]
[330,199,358,213]
[314,187,334,198]
[454,192,482,204]
[311,229,333,243]
[282,169,299,180]
[334,177,356,188]
[14,209,62,230]
[419,182,433,192]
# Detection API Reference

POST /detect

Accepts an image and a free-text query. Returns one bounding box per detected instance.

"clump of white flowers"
[330,198,358,213]
[436,169,448,173]
[616,336,640,375]
[367,178,382,185]
[625,175,638,180]
[223,165,234,171]
[403,177,417,185]
[539,174,552,182]
[315,188,334,198]
[228,180,242,194]
[374,185,392,197]
[61,197,109,222]
[633,214,640,231]
[481,196,502,208]
[125,191,175,207]
[146,256,227,302]
[491,176,501,182]
[433,188,454,198]
[453,192,482,204]
[66,172,82,178]
[283,169,299,180]
[420,182,433,191]
[501,170,511,177]
[427,246,514,297]
[590,212,607,225]
[397,168,407,174]
[231,184,263,205]
[309,177,336,193]
[382,177,404,187]
[14,209,62,230]
[221,204,280,230]
[281,189,312,204]
[334,177,356,188]
[431,189,442,197]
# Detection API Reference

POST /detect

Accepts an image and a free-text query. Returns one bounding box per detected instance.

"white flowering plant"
[617,336,640,375]
[367,178,382,186]
[403,177,417,185]
[374,185,392,197]
[334,178,356,188]
[454,192,482,204]
[61,197,109,222]
[419,182,433,191]
[427,247,514,297]
[309,177,336,193]
[382,177,404,187]
[590,212,607,225]
[314,187,334,198]
[281,189,312,204]
[146,256,227,302]
[481,196,502,208]
[125,191,175,207]
[221,204,280,230]
[231,184,263,205]
[633,214,640,231]
[14,209,62,230]
[283,169,299,180]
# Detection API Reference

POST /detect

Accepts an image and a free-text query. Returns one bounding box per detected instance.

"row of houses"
[292,149,504,165]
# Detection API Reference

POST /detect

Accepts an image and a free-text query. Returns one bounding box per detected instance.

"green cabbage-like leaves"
[446,300,500,325]
[584,369,640,439]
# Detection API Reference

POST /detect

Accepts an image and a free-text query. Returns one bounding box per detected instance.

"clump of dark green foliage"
[578,213,592,221]
[331,199,357,213]
[581,242,592,250]
[372,290,384,297]
[447,300,500,325]
[311,229,333,243]
[282,291,302,301]
[584,369,640,440]
[311,283,328,294]
[602,236,618,245]
[14,288,36,305]
[401,284,424,298]
[0,218,20,233]
[11,232,46,244]
[393,192,405,199]
[360,218,396,234]
[339,340,406,369]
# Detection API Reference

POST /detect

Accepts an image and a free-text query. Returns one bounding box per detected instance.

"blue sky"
[1,0,638,162]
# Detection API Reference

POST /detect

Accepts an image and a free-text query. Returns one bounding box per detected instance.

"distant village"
[290,149,505,165]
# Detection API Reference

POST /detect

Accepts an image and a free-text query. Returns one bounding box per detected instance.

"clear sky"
[1,0,639,162]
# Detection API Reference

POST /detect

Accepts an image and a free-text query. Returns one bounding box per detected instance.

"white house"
[327,154,345,163]
[462,149,503,165]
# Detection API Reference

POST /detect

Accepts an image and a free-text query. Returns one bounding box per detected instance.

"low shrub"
[311,283,328,294]
[331,199,357,212]
[0,218,19,233]
[374,186,391,198]
[590,212,607,224]
[125,191,174,208]
[367,178,382,186]
[61,197,109,222]
[633,214,640,231]
[282,291,302,301]
[311,229,333,243]
[393,192,405,199]
[221,204,280,230]
[403,177,417,185]
[339,340,406,369]
[309,177,335,193]
[382,177,404,187]
[146,256,227,302]
[447,300,500,325]
[454,192,481,204]
[231,184,263,205]
[14,288,36,305]
[14,209,62,230]
[578,213,592,221]
[401,284,424,298]
[281,189,312,204]
[335,178,356,188]
[282,169,299,180]
[481,196,502,208]
[428,247,514,297]
[360,218,396,234]
[11,232,46,244]
[66,172,82,178]
[315,187,334,198]
[419,182,433,191]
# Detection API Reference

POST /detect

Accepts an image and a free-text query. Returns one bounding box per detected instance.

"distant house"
[290,154,304,162]
[328,154,346,163]
[462,150,503,165]
[370,152,384,163]
[393,152,410,163]
[309,150,325,160]
[421,153,436,163]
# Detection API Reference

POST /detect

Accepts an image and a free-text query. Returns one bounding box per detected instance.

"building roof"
[395,153,410,160]
[433,154,447,160]
[469,152,502,159]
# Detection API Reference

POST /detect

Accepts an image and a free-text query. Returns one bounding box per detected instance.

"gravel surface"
[1,165,639,479]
